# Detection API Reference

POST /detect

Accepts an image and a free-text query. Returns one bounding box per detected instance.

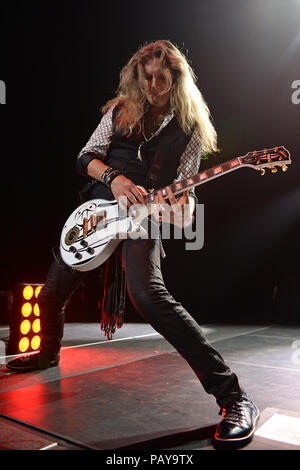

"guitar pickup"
[83,217,89,238]
[91,211,107,232]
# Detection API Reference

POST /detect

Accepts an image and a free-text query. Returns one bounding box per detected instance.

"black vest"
[81,111,191,201]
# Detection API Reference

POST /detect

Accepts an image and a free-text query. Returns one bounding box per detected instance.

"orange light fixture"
[21,302,32,317]
[35,286,42,298]
[7,283,44,355]
[31,335,41,350]
[18,337,30,353]
[23,285,34,300]
[33,303,40,316]
[32,318,41,333]
[20,319,31,335]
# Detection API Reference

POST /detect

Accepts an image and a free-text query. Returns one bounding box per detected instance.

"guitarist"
[6,40,259,446]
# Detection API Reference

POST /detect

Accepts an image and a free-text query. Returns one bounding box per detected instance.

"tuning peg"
[271,166,278,173]
[281,165,288,172]
[260,169,265,176]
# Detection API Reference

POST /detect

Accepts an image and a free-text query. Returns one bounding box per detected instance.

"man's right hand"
[87,159,145,209]
[111,175,145,208]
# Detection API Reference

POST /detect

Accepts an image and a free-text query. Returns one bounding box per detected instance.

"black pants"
[38,236,244,407]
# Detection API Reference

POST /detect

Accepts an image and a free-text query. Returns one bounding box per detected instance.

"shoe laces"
[220,399,248,426]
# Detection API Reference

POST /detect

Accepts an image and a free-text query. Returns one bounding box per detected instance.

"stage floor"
[1,322,300,451]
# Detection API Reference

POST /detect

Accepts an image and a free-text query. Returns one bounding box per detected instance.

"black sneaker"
[214,396,259,447]
[6,352,60,372]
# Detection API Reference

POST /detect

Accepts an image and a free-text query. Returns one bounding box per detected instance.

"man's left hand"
[154,186,194,227]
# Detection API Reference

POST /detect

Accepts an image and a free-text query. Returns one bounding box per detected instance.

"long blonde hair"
[102,40,218,154]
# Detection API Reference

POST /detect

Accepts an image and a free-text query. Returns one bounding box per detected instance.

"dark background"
[1,0,299,325]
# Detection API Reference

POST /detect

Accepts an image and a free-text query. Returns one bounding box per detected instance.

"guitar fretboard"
[145,157,242,204]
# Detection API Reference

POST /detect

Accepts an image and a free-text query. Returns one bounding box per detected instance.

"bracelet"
[100,167,114,185]
[101,167,123,187]
[106,170,123,187]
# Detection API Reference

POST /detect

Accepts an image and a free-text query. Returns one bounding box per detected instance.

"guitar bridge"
[91,210,107,232]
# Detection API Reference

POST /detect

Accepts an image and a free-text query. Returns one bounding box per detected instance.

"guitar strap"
[100,251,126,340]
[51,243,126,340]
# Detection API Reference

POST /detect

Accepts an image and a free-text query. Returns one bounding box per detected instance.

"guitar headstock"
[240,146,291,175]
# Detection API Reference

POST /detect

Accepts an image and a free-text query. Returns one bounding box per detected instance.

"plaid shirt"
[77,106,203,191]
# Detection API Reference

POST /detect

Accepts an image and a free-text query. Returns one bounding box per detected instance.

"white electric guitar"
[60,146,291,271]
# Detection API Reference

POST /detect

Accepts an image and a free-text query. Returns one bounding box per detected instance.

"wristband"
[100,167,114,185]
[101,167,123,187]
[106,170,123,187]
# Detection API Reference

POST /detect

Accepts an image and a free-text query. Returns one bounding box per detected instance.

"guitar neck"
[145,157,242,204]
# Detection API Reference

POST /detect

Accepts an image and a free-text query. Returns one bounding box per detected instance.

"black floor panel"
[0,323,299,450]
